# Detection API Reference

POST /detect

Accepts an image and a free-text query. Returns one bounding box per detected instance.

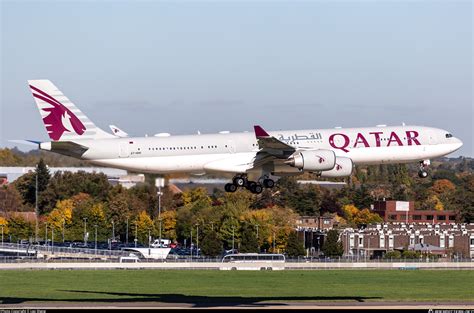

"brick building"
[340,223,474,259]
[372,200,458,223]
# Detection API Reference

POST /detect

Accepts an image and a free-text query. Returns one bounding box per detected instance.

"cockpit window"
[445,133,453,138]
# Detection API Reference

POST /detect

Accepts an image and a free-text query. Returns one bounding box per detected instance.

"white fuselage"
[49,125,462,177]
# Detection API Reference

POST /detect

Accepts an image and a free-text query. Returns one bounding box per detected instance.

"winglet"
[254,125,270,138]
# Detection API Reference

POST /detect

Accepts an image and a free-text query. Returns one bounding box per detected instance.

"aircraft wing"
[204,126,296,174]
[254,125,295,158]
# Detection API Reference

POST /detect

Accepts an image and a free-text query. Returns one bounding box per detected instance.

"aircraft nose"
[451,137,463,151]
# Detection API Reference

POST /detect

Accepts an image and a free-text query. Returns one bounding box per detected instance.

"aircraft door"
[119,142,130,158]
[227,140,236,153]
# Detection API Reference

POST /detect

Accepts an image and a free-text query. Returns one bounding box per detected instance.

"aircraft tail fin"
[28,80,114,141]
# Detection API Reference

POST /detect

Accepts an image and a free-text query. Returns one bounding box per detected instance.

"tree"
[200,231,223,257]
[239,223,259,253]
[156,210,177,241]
[0,216,9,236]
[135,210,155,245]
[46,199,73,233]
[40,171,111,212]
[342,204,359,222]
[7,214,34,242]
[14,158,50,213]
[0,185,28,212]
[285,231,305,257]
[322,230,344,257]
[353,208,383,226]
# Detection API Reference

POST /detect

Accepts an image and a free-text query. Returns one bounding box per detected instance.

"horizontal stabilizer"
[8,139,41,147]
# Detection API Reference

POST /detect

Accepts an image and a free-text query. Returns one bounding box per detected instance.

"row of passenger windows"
[148,145,219,151]
[146,143,259,152]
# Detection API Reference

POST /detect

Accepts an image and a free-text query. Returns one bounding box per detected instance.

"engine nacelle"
[285,149,336,172]
[320,157,353,178]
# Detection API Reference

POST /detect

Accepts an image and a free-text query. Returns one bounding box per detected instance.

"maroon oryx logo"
[315,155,326,164]
[30,85,86,140]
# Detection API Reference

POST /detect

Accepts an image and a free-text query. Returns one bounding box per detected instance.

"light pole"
[126,217,129,246]
[51,228,54,253]
[94,224,98,254]
[1,224,4,246]
[83,218,87,246]
[367,235,370,260]
[232,226,235,252]
[156,178,164,247]
[273,231,276,253]
[45,222,48,250]
[112,220,115,242]
[35,164,38,243]
[196,224,199,257]
[255,224,259,252]
[134,221,138,248]
[62,219,65,243]
[303,228,306,250]
[317,236,320,256]
[159,218,162,247]
[148,228,151,248]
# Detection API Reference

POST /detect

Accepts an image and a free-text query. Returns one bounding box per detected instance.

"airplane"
[27,79,463,194]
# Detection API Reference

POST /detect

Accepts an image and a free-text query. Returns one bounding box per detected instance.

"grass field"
[1,270,473,305]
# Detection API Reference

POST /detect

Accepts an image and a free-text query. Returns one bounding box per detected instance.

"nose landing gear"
[418,160,430,178]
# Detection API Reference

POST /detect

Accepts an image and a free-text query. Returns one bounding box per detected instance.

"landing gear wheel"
[248,182,263,194]
[225,183,237,193]
[247,181,256,191]
[263,179,275,188]
[253,183,263,194]
[233,176,246,187]
[418,170,428,179]
[418,160,430,179]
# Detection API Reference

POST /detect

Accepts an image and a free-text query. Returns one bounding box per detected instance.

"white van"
[151,239,170,248]
[119,253,140,263]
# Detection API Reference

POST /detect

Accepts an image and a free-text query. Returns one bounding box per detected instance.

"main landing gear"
[224,174,275,194]
[418,160,430,178]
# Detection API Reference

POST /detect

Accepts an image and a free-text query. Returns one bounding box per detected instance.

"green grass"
[1,270,473,305]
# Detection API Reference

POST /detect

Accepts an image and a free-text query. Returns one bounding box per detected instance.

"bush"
[384,251,401,259]
[401,250,421,259]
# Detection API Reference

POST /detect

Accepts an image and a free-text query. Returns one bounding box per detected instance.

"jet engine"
[285,149,336,172]
[320,157,353,178]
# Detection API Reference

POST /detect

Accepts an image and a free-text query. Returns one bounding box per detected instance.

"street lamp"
[62,219,65,243]
[255,224,259,252]
[83,218,88,246]
[134,221,138,248]
[94,224,98,254]
[51,228,54,253]
[148,228,151,248]
[45,222,48,250]
[232,226,235,252]
[126,217,129,246]
[273,231,276,252]
[112,220,115,242]
[196,224,199,257]
[35,164,38,243]
[159,218,163,247]
[317,236,320,257]
[156,178,164,247]
[1,224,4,246]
